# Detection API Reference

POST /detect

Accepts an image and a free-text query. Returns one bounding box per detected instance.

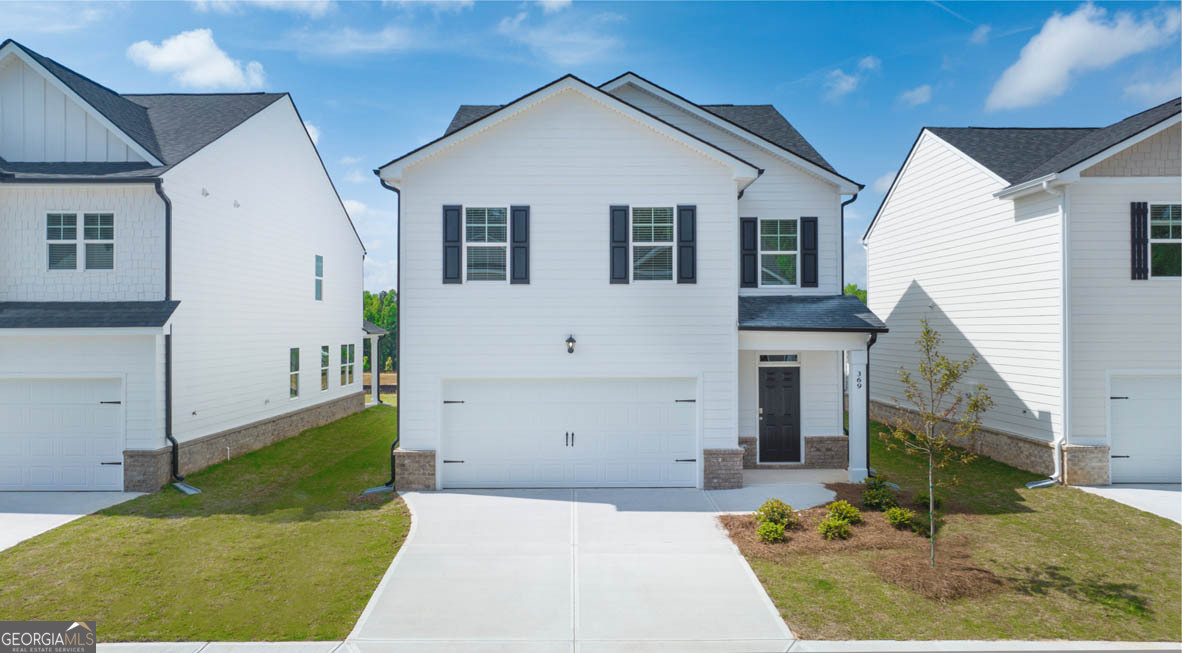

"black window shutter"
[610,205,629,284]
[740,217,758,288]
[677,205,696,284]
[443,205,462,284]
[510,205,530,284]
[801,216,818,288]
[1131,201,1148,280]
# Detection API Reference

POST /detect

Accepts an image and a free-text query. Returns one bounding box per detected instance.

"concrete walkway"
[0,491,142,552]
[1077,484,1182,524]
[97,640,1182,651]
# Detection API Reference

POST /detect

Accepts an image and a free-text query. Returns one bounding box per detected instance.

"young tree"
[883,318,992,567]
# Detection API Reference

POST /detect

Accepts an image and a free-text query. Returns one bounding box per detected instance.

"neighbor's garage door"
[441,378,697,488]
[1110,374,1182,484]
[0,379,124,491]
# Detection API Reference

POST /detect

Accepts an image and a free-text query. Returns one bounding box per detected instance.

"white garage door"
[1110,374,1182,484]
[441,378,698,488]
[0,378,125,491]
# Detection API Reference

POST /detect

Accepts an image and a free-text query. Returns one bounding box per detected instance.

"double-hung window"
[465,208,508,281]
[1149,203,1181,278]
[84,213,114,270]
[631,207,674,281]
[47,212,78,270]
[320,346,330,391]
[760,219,798,286]
[289,348,300,398]
[340,344,355,385]
[314,255,324,300]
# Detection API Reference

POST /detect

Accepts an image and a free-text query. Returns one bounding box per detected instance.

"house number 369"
[855,370,863,390]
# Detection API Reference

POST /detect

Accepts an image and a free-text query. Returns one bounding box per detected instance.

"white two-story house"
[0,40,366,492]
[377,73,885,490]
[865,97,1181,486]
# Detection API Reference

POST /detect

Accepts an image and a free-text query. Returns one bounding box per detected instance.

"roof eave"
[738,325,889,333]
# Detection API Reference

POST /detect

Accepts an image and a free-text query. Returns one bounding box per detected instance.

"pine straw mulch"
[718,482,1005,601]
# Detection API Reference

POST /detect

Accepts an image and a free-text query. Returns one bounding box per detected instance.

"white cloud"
[970,24,992,44]
[280,24,424,55]
[192,0,334,17]
[344,169,369,184]
[342,199,369,217]
[871,172,895,194]
[340,155,362,165]
[857,56,881,72]
[303,122,321,145]
[497,10,623,67]
[4,2,108,33]
[538,0,572,14]
[899,84,933,107]
[387,0,474,15]
[986,3,1180,111]
[365,256,398,291]
[823,55,880,101]
[127,29,266,90]
[1124,69,1182,105]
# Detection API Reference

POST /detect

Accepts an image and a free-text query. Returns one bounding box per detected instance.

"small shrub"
[862,485,898,511]
[753,498,799,529]
[756,519,787,543]
[914,492,943,511]
[818,517,852,540]
[885,506,916,529]
[826,499,863,524]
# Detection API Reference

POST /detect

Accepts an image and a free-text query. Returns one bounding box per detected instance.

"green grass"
[745,421,1181,641]
[0,405,408,642]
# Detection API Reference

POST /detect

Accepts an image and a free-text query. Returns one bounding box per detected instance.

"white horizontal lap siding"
[400,89,738,452]
[0,56,142,163]
[866,132,1062,442]
[0,334,161,450]
[164,97,364,444]
[1067,179,1182,446]
[0,184,164,301]
[609,84,842,295]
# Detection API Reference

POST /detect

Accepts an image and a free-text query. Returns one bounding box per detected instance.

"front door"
[759,367,801,463]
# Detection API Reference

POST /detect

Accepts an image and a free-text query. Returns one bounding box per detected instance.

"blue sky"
[7,0,1180,290]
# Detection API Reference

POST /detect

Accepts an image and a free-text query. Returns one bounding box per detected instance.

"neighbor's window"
[1149,203,1181,278]
[465,207,507,281]
[760,219,798,286]
[47,213,78,270]
[320,345,329,391]
[347,344,355,384]
[84,213,114,270]
[289,348,300,398]
[632,207,674,281]
[314,255,324,300]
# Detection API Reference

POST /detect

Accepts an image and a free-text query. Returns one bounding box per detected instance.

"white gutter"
[995,173,1059,200]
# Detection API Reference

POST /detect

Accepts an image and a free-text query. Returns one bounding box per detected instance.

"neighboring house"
[377,73,886,491]
[0,40,366,491]
[865,98,1181,486]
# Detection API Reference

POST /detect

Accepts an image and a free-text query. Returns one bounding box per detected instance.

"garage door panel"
[1110,375,1181,484]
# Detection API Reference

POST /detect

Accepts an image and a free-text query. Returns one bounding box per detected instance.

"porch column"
[368,334,381,406]
[847,348,869,483]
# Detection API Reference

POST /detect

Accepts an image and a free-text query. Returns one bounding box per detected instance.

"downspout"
[865,331,878,476]
[1028,180,1068,488]
[378,177,401,488]
[155,179,184,484]
[841,193,859,290]
[154,180,172,301]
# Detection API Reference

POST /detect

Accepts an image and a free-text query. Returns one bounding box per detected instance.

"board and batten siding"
[0,56,145,163]
[866,131,1063,443]
[1066,178,1182,447]
[739,350,844,440]
[163,97,364,445]
[608,83,843,295]
[398,89,740,453]
[0,184,165,301]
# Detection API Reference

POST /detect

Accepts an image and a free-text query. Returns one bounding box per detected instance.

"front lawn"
[0,405,407,642]
[731,421,1181,641]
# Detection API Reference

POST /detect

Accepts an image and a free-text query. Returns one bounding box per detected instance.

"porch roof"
[363,320,388,335]
[0,301,180,329]
[738,295,887,333]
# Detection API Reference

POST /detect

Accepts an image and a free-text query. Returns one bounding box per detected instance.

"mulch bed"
[719,482,1005,601]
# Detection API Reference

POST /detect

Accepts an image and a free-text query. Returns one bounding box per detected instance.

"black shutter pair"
[442,205,530,284]
[610,205,697,284]
[740,216,818,287]
[1131,201,1149,280]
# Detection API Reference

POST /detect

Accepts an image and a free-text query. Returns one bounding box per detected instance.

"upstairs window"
[314,255,324,300]
[289,348,300,398]
[320,345,330,391]
[465,207,507,281]
[84,213,114,270]
[760,219,798,286]
[1150,203,1181,278]
[47,212,78,270]
[632,207,674,281]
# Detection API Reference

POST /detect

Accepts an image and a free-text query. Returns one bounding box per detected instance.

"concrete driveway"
[1077,484,1181,524]
[349,486,829,652]
[0,492,142,552]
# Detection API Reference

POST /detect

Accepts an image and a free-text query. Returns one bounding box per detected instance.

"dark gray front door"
[759,367,801,463]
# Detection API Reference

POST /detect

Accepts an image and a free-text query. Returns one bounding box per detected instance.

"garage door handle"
[675,458,696,463]
[1109,396,1129,400]
[571,432,575,446]
[565,432,569,446]
[1111,455,1131,459]
[100,461,122,465]
[99,400,122,405]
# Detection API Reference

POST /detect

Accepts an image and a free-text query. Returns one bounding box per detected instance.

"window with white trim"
[465,207,507,281]
[340,343,355,385]
[1149,203,1181,278]
[84,213,114,270]
[47,212,78,270]
[320,345,329,391]
[631,207,674,281]
[314,255,324,300]
[760,219,798,286]
[289,348,300,398]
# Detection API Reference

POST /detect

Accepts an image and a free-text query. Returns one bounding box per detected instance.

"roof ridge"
[929,126,1098,131]
[123,92,286,97]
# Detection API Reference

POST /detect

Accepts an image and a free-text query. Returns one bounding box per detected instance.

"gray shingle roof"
[739,295,887,332]
[363,320,389,335]
[0,301,180,328]
[124,93,286,165]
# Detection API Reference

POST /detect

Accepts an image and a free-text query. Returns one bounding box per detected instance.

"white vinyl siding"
[631,206,674,281]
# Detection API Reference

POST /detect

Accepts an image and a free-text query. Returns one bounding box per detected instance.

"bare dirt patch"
[872,549,1005,600]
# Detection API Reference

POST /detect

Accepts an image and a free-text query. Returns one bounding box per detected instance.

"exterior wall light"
[566,335,576,354]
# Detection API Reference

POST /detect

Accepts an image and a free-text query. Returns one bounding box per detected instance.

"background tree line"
[363,290,397,373]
